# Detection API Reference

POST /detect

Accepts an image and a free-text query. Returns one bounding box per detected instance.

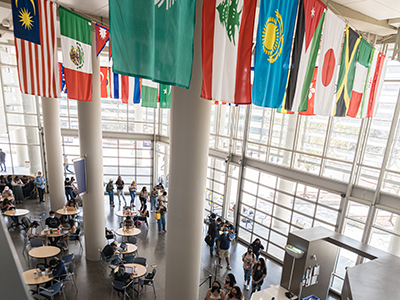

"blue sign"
[73,158,87,195]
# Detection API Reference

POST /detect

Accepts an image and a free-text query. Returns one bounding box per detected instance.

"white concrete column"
[42,97,65,209]
[77,26,105,261]
[164,0,211,299]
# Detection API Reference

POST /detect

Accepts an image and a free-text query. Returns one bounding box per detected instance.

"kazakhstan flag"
[252,0,299,108]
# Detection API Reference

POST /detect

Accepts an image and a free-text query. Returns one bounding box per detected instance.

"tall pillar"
[42,97,65,209]
[164,0,211,299]
[77,26,105,261]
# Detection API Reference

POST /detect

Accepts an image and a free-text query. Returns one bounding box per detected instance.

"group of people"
[0,175,36,204]
[64,177,78,201]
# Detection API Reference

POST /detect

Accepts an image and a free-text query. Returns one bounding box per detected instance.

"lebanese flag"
[313,9,345,116]
[285,0,326,112]
[59,7,92,101]
[360,50,387,118]
[100,67,112,98]
[346,38,372,118]
[201,0,257,104]
[299,67,318,115]
[96,24,110,59]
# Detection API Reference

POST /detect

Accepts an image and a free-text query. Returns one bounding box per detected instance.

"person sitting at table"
[1,186,14,203]
[46,258,67,287]
[114,265,134,289]
[102,241,121,265]
[0,175,7,193]
[45,211,61,229]
[133,204,149,227]
[123,206,133,216]
[1,198,17,222]
[27,221,47,244]
[66,198,78,210]
[123,216,134,229]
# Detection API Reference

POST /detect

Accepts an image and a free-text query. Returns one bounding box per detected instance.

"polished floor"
[5,194,340,300]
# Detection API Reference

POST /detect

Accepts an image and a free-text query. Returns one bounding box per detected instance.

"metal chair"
[30,238,43,248]
[61,253,74,266]
[69,228,83,253]
[98,249,121,274]
[132,257,147,267]
[60,262,78,291]
[39,281,66,300]
[31,210,45,227]
[21,230,30,258]
[123,255,135,263]
[138,268,157,297]
[111,280,132,300]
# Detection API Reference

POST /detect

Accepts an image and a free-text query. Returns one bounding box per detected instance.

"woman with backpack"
[242,246,256,290]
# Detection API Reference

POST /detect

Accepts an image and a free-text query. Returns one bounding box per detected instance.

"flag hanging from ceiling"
[112,73,140,104]
[59,63,67,94]
[141,79,158,108]
[159,84,171,108]
[252,0,299,108]
[59,7,92,101]
[359,49,387,118]
[201,0,257,104]
[100,67,112,98]
[285,0,326,112]
[299,67,318,115]
[346,38,372,118]
[96,24,111,60]
[12,0,59,98]
[133,78,141,104]
[334,26,361,117]
[313,10,345,116]
[109,0,196,89]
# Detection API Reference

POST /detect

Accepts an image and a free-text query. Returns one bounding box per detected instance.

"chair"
[30,238,43,248]
[39,281,66,300]
[123,255,135,263]
[21,230,30,258]
[69,228,83,253]
[31,210,45,227]
[60,263,78,291]
[105,228,116,244]
[62,253,74,266]
[98,249,121,274]
[21,217,31,230]
[132,257,147,267]
[138,268,157,297]
[111,280,132,300]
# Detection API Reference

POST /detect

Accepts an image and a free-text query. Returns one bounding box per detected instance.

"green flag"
[109,0,196,89]
[141,79,158,108]
[159,85,171,109]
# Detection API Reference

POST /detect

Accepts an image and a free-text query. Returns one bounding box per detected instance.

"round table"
[117,243,138,255]
[114,263,147,279]
[41,229,69,238]
[4,209,30,229]
[56,208,79,215]
[23,269,53,285]
[115,210,137,218]
[115,228,141,242]
[28,246,60,265]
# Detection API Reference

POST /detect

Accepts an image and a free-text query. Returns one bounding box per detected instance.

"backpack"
[205,234,214,247]
[21,217,31,229]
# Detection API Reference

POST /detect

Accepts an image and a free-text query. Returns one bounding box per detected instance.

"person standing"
[116,176,127,206]
[218,228,233,270]
[64,177,74,201]
[156,202,167,234]
[128,180,137,207]
[150,187,158,212]
[11,176,24,204]
[208,217,222,256]
[139,187,148,210]
[106,179,115,207]
[0,149,5,172]
[251,258,267,294]
[205,281,225,300]
[242,246,256,290]
[34,171,45,203]
[250,238,264,261]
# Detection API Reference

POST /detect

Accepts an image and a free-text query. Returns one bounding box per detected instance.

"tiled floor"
[5,195,340,299]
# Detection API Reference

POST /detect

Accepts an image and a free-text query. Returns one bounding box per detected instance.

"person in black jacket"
[250,238,265,261]
[207,217,222,256]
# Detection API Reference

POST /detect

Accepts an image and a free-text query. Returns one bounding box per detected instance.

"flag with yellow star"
[12,0,41,44]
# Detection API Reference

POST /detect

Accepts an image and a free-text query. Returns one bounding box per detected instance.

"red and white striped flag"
[13,0,59,98]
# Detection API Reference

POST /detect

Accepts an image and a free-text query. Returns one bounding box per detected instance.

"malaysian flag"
[11,0,59,98]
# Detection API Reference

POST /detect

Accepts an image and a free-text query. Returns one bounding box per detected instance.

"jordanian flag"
[346,38,372,118]
[141,79,158,108]
[59,7,92,101]
[334,26,361,117]
[285,0,325,112]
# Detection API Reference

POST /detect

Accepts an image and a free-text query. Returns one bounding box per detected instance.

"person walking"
[106,179,115,207]
[116,176,127,206]
[250,238,264,261]
[0,149,5,172]
[128,180,137,207]
[208,217,222,256]
[217,228,233,270]
[139,187,148,210]
[150,186,158,212]
[251,258,267,294]
[156,202,167,234]
[205,280,225,300]
[242,246,256,290]
[34,171,45,203]
[64,177,74,201]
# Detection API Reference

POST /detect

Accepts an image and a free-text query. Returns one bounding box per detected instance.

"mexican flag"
[59,7,92,101]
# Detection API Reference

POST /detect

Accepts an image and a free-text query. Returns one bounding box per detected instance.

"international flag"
[252,0,299,108]
[285,0,326,112]
[133,78,141,104]
[59,63,67,94]
[12,0,59,98]
[346,38,372,118]
[112,74,141,104]
[100,67,112,98]
[299,67,318,115]
[141,79,158,108]
[359,49,387,118]
[96,24,111,60]
[110,0,197,89]
[334,27,361,117]
[59,7,92,101]
[159,84,171,108]
[201,0,257,104]
[313,10,345,116]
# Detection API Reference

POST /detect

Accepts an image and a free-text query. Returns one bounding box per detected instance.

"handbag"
[154,212,161,220]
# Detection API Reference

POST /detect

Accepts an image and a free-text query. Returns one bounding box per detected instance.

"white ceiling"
[57,0,109,19]
[334,0,400,21]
